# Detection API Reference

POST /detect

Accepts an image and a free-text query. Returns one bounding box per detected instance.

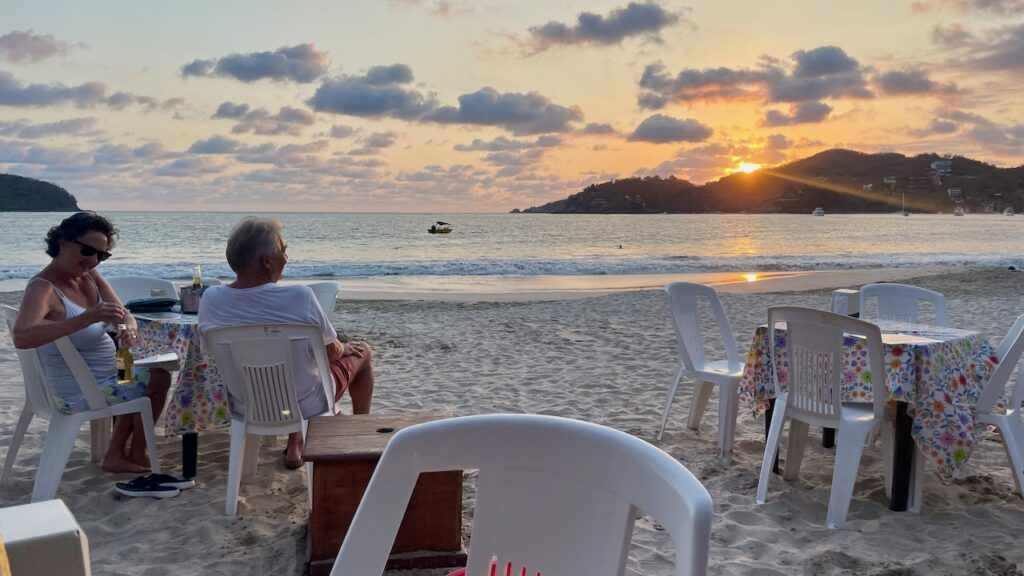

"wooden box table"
[303,412,466,575]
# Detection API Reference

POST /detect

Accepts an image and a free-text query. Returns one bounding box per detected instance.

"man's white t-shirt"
[198,283,337,419]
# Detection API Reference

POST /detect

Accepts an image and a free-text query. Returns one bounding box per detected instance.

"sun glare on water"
[744,273,759,282]
[738,162,762,174]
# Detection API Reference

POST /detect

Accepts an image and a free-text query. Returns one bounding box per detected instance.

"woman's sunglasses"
[70,239,112,262]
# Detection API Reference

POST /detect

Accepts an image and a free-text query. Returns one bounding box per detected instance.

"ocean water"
[3,212,1023,288]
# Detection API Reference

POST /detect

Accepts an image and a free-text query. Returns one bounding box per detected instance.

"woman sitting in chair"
[12,212,171,474]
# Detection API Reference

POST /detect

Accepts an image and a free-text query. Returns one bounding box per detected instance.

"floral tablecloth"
[739,320,998,481]
[135,313,231,435]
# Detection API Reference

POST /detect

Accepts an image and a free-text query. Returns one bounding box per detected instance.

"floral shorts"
[54,367,153,415]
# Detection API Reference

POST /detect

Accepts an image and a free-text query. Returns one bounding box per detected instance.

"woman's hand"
[87,301,126,326]
[119,325,139,348]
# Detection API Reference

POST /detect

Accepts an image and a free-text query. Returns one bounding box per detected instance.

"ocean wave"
[1,252,1019,281]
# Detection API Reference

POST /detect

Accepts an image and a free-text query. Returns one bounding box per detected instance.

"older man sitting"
[198,217,374,468]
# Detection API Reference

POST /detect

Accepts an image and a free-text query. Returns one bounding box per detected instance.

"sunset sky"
[2,0,1022,212]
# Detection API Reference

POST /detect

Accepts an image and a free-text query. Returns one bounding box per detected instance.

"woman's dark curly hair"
[45,211,118,258]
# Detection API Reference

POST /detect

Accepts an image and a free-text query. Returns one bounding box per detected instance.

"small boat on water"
[812,207,825,216]
[428,221,452,234]
[953,206,965,216]
[1005,207,1015,216]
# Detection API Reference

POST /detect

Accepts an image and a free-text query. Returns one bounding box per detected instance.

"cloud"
[0,70,176,111]
[765,133,792,149]
[364,64,414,85]
[875,68,959,95]
[154,157,226,177]
[580,122,617,135]
[908,118,960,137]
[0,30,74,63]
[0,139,91,165]
[213,101,250,119]
[453,135,562,152]
[0,117,98,138]
[329,124,355,138]
[638,46,873,109]
[925,109,1023,152]
[309,66,437,119]
[349,131,400,155]
[762,101,833,126]
[181,43,329,83]
[931,23,974,47]
[963,22,1024,73]
[211,103,316,136]
[92,142,170,164]
[386,0,474,19]
[188,135,241,154]
[628,114,713,143]
[425,87,583,135]
[911,0,1024,14]
[524,1,685,52]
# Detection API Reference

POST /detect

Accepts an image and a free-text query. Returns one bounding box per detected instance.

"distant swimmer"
[618,244,623,249]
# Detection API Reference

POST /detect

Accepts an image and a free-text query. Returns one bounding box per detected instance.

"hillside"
[0,174,80,212]
[518,149,1024,214]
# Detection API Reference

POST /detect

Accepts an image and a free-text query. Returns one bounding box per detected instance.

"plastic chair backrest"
[201,277,222,287]
[664,282,739,372]
[859,283,948,326]
[768,306,886,424]
[307,282,341,317]
[976,313,1024,414]
[2,305,107,414]
[106,276,178,302]
[2,305,54,415]
[331,414,713,576]
[203,324,332,427]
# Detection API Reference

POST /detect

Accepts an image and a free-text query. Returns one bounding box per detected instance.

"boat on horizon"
[428,221,452,234]
[812,207,825,216]
[1004,207,1015,216]
[953,205,965,216]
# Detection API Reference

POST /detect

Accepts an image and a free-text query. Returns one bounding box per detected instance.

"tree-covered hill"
[0,174,80,212]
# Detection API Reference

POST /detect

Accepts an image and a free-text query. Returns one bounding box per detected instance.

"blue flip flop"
[147,473,196,490]
[115,476,180,499]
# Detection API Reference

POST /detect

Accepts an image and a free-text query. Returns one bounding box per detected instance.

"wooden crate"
[304,412,466,575]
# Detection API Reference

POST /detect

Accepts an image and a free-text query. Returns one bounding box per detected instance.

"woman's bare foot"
[128,450,151,468]
[101,453,150,474]
[284,433,303,469]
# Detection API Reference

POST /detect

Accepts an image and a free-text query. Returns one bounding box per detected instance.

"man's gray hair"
[225,217,283,273]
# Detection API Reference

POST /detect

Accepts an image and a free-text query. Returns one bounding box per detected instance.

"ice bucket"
[179,286,202,314]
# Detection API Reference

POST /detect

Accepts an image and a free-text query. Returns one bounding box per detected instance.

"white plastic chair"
[1,305,160,502]
[307,282,341,320]
[756,306,885,529]
[859,283,948,326]
[201,277,222,287]
[330,414,713,576]
[202,323,334,516]
[973,313,1024,498]
[106,276,177,302]
[0,499,91,576]
[660,282,743,462]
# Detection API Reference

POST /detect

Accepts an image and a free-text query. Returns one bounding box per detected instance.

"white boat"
[812,207,825,216]
[901,191,909,216]
[1005,207,1015,216]
[953,206,965,217]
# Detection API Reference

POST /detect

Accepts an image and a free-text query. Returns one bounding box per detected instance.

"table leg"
[183,433,198,479]
[765,399,780,474]
[889,401,914,511]
[822,427,835,448]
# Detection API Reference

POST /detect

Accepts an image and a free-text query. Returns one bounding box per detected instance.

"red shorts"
[330,355,356,403]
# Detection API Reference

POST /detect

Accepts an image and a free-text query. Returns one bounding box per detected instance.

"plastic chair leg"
[31,416,84,503]
[717,381,739,463]
[225,420,247,516]
[89,418,111,463]
[2,406,32,485]
[881,418,894,499]
[826,423,871,529]
[657,364,685,440]
[687,379,713,431]
[784,420,810,481]
[1000,419,1024,499]
[242,434,260,479]
[757,401,788,504]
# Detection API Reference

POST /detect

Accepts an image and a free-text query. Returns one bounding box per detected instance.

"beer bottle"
[115,323,134,383]
[192,264,203,290]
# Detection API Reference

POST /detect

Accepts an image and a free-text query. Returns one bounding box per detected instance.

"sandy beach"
[2,267,1023,575]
